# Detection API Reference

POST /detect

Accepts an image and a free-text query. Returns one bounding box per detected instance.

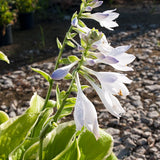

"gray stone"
[137,138,148,146]
[9,111,16,117]
[154,120,160,128]
[124,138,137,149]
[145,85,160,92]
[147,111,159,118]
[105,128,120,135]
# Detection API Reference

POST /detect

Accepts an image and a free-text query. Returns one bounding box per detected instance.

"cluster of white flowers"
[51,0,135,139]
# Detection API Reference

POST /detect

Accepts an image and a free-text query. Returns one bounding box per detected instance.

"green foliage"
[66,40,76,48]
[0,93,55,159]
[0,0,15,26]
[68,55,80,63]
[56,86,76,119]
[78,129,113,160]
[23,121,76,160]
[20,121,114,160]
[0,111,9,125]
[16,0,38,13]
[56,37,62,49]
[0,51,10,63]
[31,67,52,83]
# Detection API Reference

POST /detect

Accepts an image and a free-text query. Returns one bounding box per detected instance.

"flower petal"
[51,61,77,80]
[74,73,100,139]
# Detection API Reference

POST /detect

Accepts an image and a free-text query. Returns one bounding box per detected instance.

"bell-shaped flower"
[83,67,132,97]
[74,73,100,139]
[85,0,103,11]
[83,9,119,30]
[94,44,135,71]
[108,45,136,71]
[51,61,78,80]
[86,76,125,118]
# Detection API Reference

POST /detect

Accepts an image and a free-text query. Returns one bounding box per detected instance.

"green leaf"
[0,93,46,159]
[56,85,61,109]
[78,129,113,160]
[66,33,77,39]
[59,58,71,65]
[9,138,38,160]
[70,33,77,39]
[30,108,53,138]
[66,40,76,48]
[0,51,9,64]
[64,73,72,80]
[0,111,9,125]
[31,67,52,82]
[53,138,80,160]
[0,113,39,159]
[45,100,56,108]
[81,38,87,48]
[71,11,78,21]
[56,37,62,49]
[59,97,76,119]
[78,20,86,27]
[71,83,90,92]
[23,121,76,160]
[68,55,80,63]
[106,152,118,160]
[8,95,55,160]
[26,92,45,113]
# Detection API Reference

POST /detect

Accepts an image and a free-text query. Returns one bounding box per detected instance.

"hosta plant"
[0,0,135,160]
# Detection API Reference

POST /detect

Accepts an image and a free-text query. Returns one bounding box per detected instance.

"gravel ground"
[0,4,160,160]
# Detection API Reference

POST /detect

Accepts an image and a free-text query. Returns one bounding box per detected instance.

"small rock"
[124,137,137,149]
[105,127,120,135]
[137,138,148,146]
[145,85,160,92]
[147,111,159,118]
[9,111,16,117]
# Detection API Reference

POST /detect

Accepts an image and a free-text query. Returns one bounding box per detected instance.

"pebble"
[105,128,120,135]
[147,111,159,118]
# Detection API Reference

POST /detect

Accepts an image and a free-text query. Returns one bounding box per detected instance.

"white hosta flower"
[85,0,103,11]
[108,45,136,71]
[86,77,125,118]
[83,67,132,97]
[51,61,78,80]
[94,44,135,71]
[83,9,119,30]
[74,73,100,139]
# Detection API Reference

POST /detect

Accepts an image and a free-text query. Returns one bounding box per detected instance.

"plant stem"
[38,2,86,158]
[54,26,73,70]
[53,46,89,122]
[39,138,43,160]
[42,79,53,110]
[38,24,73,160]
